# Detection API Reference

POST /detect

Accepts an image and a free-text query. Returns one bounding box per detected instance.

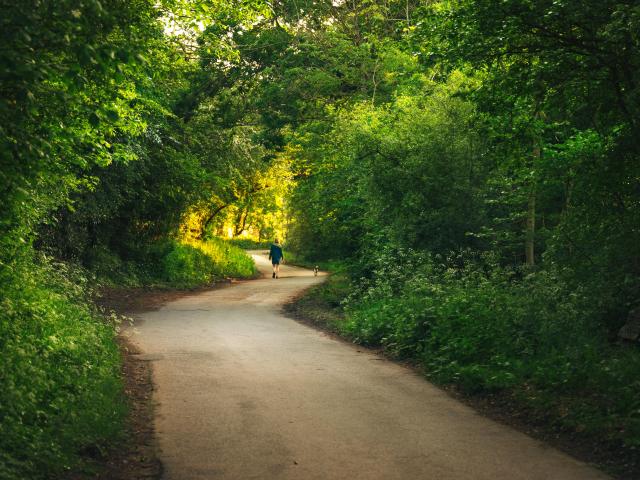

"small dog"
[313,266,319,277]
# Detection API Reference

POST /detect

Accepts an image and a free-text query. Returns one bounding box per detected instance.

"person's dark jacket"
[269,243,284,264]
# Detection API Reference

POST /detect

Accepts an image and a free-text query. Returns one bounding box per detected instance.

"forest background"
[2,0,640,478]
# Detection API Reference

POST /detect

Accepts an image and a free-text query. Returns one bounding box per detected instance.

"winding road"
[127,252,610,480]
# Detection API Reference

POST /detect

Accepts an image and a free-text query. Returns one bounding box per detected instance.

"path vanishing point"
[126,251,610,480]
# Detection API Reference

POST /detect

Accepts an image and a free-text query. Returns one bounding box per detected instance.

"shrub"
[0,253,125,479]
[339,247,640,446]
[284,249,344,273]
[0,236,257,479]
[161,242,217,287]
[84,245,146,287]
[87,238,257,288]
[158,238,257,287]
[225,238,272,250]
[187,238,257,279]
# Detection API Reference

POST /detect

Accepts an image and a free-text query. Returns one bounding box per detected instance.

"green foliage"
[161,243,221,286]
[285,269,352,333]
[226,238,272,250]
[0,253,125,479]
[287,70,487,258]
[418,0,640,273]
[1,3,265,476]
[84,245,154,287]
[1,0,165,254]
[160,238,257,287]
[283,250,344,274]
[3,0,640,472]
[422,0,640,130]
[86,239,257,288]
[338,248,640,446]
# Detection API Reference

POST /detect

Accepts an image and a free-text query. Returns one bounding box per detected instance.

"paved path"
[126,252,610,480]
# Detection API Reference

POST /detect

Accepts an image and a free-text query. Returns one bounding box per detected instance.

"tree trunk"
[525,187,536,266]
[234,205,249,236]
[200,204,229,239]
[406,0,411,27]
[525,145,540,267]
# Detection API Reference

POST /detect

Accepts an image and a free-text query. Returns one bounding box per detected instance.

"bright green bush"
[160,238,256,287]
[0,254,125,479]
[284,250,344,273]
[0,237,256,479]
[188,238,257,279]
[226,238,272,250]
[86,238,257,288]
[161,242,217,287]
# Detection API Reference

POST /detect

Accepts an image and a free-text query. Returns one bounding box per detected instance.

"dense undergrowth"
[225,238,272,250]
[4,0,640,478]
[89,237,257,288]
[291,249,640,458]
[0,254,124,480]
[283,249,343,273]
[0,239,255,479]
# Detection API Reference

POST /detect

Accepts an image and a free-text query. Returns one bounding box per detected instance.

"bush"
[225,238,272,250]
[0,236,257,479]
[160,238,256,287]
[84,245,148,287]
[284,249,344,273]
[339,247,640,447]
[187,238,257,280]
[87,238,257,288]
[0,253,125,479]
[161,242,218,287]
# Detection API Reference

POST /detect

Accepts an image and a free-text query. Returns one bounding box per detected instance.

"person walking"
[268,239,284,278]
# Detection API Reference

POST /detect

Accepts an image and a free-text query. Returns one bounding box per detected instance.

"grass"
[285,270,350,333]
[161,238,257,287]
[225,238,272,250]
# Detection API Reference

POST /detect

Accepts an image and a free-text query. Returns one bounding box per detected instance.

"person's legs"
[275,263,280,278]
[272,263,277,278]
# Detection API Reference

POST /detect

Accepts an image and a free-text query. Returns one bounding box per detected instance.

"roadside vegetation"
[290,260,640,474]
[226,238,273,251]
[277,0,640,470]
[2,1,263,476]
[89,238,256,288]
[348,251,639,450]
[2,0,640,478]
[283,250,343,274]
[1,255,124,479]
[1,237,254,479]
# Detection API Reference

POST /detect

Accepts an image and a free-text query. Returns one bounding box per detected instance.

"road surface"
[126,252,609,480]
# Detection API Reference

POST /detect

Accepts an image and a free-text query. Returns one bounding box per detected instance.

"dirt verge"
[67,333,161,480]
[96,281,234,314]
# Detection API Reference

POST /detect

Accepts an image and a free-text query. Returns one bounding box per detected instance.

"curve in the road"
[126,251,609,480]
